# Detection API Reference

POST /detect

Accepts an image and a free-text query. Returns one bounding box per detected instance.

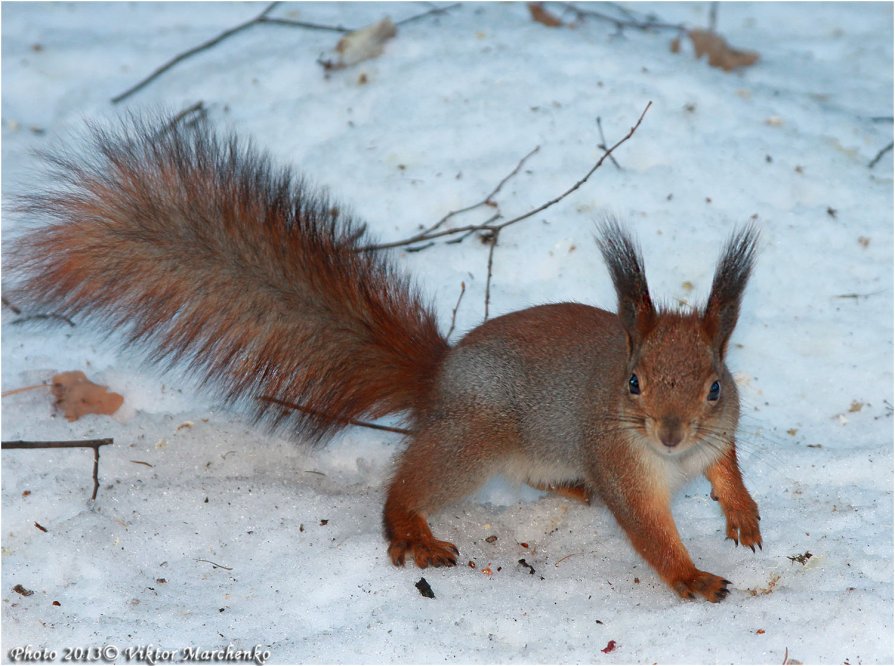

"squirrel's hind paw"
[388,538,459,568]
[672,570,731,603]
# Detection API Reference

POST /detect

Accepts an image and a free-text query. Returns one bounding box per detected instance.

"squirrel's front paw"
[388,537,459,568]
[724,502,762,552]
[672,570,731,603]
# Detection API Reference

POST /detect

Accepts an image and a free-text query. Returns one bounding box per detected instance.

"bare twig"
[259,396,412,435]
[707,1,719,31]
[394,2,461,27]
[112,2,282,104]
[483,230,501,320]
[196,559,233,571]
[112,3,462,104]
[254,16,350,32]
[365,102,651,253]
[833,290,884,300]
[595,116,621,169]
[561,2,684,33]
[868,140,893,169]
[363,146,540,252]
[1,383,49,398]
[446,281,467,338]
[2,439,113,501]
[166,101,207,131]
[488,101,652,234]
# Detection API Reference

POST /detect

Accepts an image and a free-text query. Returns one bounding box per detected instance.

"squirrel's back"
[9,116,449,440]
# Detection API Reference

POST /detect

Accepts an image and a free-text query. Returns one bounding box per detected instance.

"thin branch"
[256,17,350,33]
[707,1,719,31]
[868,141,893,169]
[394,2,462,27]
[1,383,49,398]
[446,281,467,338]
[111,3,462,104]
[561,2,685,33]
[595,116,621,169]
[833,290,884,300]
[489,101,652,234]
[364,102,651,251]
[166,101,207,131]
[112,2,282,104]
[2,439,113,501]
[196,559,233,571]
[363,146,540,252]
[483,230,501,321]
[259,396,412,435]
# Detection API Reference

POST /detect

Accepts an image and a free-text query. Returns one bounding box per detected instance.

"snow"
[1,2,892,664]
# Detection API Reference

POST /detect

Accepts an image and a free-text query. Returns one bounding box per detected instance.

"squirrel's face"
[620,314,739,458]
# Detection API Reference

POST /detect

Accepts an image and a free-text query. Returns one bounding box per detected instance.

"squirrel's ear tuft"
[597,218,656,353]
[702,225,759,358]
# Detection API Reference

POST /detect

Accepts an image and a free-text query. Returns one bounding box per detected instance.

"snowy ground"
[1,2,892,664]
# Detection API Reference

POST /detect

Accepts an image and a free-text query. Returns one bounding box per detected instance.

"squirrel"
[8,116,761,602]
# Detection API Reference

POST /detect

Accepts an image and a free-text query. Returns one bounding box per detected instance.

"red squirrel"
[9,116,761,602]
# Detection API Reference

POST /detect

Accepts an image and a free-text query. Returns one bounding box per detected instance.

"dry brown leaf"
[528,2,564,28]
[325,18,397,70]
[686,29,759,72]
[50,371,124,421]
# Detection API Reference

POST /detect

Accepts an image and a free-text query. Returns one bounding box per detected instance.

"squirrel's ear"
[597,219,656,353]
[702,225,759,358]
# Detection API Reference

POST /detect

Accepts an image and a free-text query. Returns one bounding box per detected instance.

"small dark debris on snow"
[518,558,536,575]
[787,551,813,565]
[415,577,435,599]
[13,584,34,597]
[485,535,498,543]
[320,519,329,526]
[601,640,617,654]
[34,522,48,533]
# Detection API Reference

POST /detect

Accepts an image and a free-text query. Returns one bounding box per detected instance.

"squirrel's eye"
[708,380,721,401]
[629,374,641,395]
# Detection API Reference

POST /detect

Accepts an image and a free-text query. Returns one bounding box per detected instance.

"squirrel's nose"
[658,418,683,448]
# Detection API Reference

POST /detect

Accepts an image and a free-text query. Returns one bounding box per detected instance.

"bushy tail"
[9,115,449,441]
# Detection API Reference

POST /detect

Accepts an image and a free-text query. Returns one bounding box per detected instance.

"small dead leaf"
[528,2,564,27]
[686,29,759,71]
[756,628,765,635]
[848,400,864,413]
[50,371,123,421]
[601,640,617,654]
[13,584,34,597]
[324,18,397,70]
[786,428,798,436]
